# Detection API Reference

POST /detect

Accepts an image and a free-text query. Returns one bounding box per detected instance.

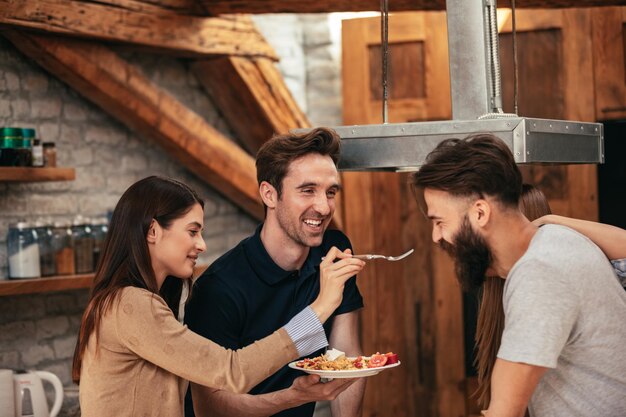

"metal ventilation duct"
[327,0,604,172]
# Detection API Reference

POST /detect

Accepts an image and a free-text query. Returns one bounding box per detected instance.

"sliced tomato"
[385,352,399,365]
[367,353,388,368]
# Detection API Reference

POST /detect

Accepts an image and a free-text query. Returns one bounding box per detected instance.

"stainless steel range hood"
[336,118,603,171]
[328,0,604,171]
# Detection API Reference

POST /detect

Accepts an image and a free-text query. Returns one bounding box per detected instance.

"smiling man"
[184,128,366,417]
[411,134,626,417]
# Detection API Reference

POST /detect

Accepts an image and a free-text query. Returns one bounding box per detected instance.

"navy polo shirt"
[184,225,363,417]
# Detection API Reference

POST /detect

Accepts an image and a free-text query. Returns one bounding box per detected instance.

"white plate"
[288,359,401,378]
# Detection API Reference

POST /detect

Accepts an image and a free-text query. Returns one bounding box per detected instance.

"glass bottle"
[43,142,57,167]
[72,216,95,274]
[24,128,43,167]
[91,217,109,271]
[34,219,56,277]
[16,133,32,167]
[52,220,75,276]
[7,221,41,279]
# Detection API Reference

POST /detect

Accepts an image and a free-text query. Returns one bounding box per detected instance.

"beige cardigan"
[79,287,298,417]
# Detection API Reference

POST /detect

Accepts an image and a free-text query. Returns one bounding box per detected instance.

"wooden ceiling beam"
[198,0,625,14]
[3,30,264,219]
[95,0,207,15]
[192,57,310,155]
[0,0,277,59]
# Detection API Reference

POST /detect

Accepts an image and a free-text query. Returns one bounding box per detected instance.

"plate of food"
[289,348,401,378]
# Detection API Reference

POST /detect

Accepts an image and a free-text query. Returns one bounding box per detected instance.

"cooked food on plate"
[295,349,399,371]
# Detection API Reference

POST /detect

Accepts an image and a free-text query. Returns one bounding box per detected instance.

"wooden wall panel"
[499,8,598,222]
[591,7,626,121]
[500,29,565,119]
[351,12,451,124]
[368,42,426,100]
[342,12,463,417]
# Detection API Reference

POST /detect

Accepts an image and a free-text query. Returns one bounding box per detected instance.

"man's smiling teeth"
[304,219,322,226]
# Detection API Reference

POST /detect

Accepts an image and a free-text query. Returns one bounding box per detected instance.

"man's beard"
[275,204,326,248]
[438,216,492,292]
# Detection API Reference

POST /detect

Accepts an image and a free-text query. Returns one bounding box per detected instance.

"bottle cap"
[10,221,30,230]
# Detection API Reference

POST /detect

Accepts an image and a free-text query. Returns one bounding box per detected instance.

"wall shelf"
[0,265,209,297]
[0,167,76,182]
[0,274,93,296]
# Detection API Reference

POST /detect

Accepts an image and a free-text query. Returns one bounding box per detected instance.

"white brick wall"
[253,14,343,127]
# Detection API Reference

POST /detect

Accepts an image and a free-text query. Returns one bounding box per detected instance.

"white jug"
[2,370,64,417]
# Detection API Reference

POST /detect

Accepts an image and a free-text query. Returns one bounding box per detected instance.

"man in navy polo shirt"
[185,127,366,417]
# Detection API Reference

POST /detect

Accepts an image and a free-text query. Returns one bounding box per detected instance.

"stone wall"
[301,14,343,127]
[0,13,341,416]
[253,14,343,127]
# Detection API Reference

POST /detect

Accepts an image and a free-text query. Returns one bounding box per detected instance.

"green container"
[21,128,36,139]
[1,127,23,139]
[0,127,31,166]
[1,128,21,166]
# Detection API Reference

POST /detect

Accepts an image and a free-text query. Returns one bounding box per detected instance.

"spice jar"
[7,222,41,279]
[43,142,57,167]
[0,128,23,167]
[72,216,95,274]
[24,128,43,167]
[52,221,75,275]
[34,219,56,277]
[91,217,109,271]
[17,135,33,167]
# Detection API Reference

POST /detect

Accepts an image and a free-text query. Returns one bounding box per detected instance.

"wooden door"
[591,6,626,121]
[342,12,466,417]
[499,8,599,221]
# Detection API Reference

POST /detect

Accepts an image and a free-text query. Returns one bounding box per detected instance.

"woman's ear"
[146,219,159,244]
[259,181,278,209]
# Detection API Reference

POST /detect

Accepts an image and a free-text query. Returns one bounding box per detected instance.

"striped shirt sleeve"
[611,258,626,287]
[283,306,328,357]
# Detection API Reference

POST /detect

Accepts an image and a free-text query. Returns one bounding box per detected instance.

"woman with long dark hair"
[72,176,364,416]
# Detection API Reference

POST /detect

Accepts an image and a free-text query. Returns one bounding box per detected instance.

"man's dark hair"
[410,133,522,207]
[256,127,341,198]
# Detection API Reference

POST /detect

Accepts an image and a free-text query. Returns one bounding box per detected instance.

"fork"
[351,249,414,261]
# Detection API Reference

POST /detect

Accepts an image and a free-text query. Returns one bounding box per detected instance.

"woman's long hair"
[72,176,204,383]
[474,183,551,407]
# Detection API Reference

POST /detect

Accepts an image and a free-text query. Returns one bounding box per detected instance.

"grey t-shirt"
[499,225,626,417]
